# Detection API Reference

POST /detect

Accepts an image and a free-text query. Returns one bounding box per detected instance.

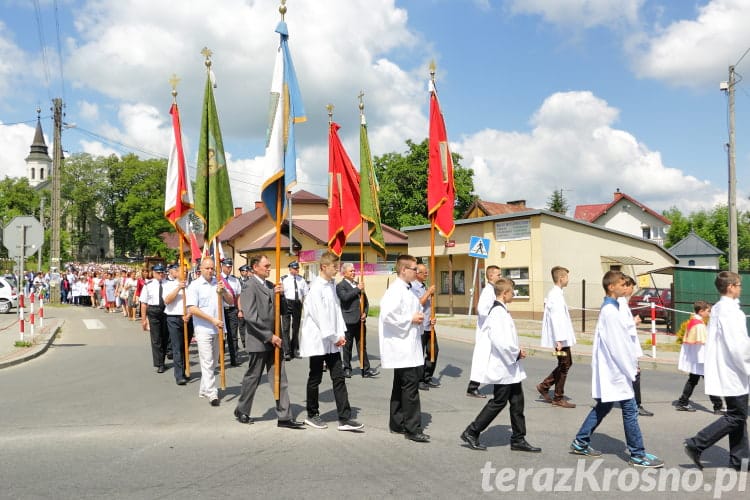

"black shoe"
[684,441,703,469]
[466,389,486,398]
[389,427,407,435]
[405,432,430,443]
[209,398,220,407]
[460,430,487,451]
[166,352,173,360]
[344,368,352,378]
[176,378,188,386]
[157,366,166,374]
[638,405,654,417]
[284,355,292,362]
[278,419,306,429]
[234,409,252,424]
[418,382,430,391]
[230,361,240,367]
[362,368,379,378]
[511,439,542,453]
[424,378,441,388]
[294,350,301,358]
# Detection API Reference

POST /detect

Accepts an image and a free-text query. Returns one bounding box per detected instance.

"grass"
[14,340,32,348]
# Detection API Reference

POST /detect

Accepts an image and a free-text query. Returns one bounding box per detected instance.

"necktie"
[294,277,299,301]
[158,280,164,309]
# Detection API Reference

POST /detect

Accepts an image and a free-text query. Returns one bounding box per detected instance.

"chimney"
[614,188,623,200]
[255,201,264,210]
[234,207,242,217]
[507,200,526,208]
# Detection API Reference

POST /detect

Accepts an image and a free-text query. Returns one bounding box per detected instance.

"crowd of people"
[21,256,748,470]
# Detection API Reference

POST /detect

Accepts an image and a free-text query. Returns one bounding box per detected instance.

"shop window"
[440,270,465,295]
[502,267,529,298]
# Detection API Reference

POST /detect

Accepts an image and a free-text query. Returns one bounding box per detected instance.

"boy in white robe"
[536,266,576,408]
[619,276,652,417]
[685,271,750,471]
[570,270,664,468]
[299,251,363,432]
[676,301,724,413]
[460,278,541,453]
[466,265,501,398]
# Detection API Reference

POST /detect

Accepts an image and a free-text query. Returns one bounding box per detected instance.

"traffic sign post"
[3,216,44,313]
[467,236,491,315]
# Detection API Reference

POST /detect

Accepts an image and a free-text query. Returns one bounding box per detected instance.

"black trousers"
[223,307,239,364]
[165,315,186,380]
[633,370,642,405]
[306,352,351,420]
[389,367,422,435]
[687,394,749,470]
[282,300,303,356]
[342,321,369,371]
[147,307,168,368]
[679,373,724,409]
[468,382,526,443]
[421,329,439,381]
[539,346,572,400]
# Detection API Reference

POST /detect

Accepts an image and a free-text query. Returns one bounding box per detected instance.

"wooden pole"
[359,223,365,369]
[215,239,226,389]
[429,217,436,362]
[179,237,190,377]
[273,182,282,402]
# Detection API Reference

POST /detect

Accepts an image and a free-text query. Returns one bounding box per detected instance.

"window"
[30,167,35,180]
[688,259,696,267]
[502,267,529,298]
[40,168,45,180]
[642,226,651,239]
[440,270,465,295]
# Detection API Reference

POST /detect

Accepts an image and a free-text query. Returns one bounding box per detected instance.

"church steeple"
[25,107,52,187]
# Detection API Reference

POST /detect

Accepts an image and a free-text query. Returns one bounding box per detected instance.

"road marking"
[82,319,106,330]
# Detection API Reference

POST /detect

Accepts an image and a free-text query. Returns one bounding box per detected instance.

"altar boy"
[569,270,663,468]
[684,271,750,471]
[460,278,541,453]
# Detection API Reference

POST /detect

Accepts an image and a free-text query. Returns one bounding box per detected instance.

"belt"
[224,306,237,311]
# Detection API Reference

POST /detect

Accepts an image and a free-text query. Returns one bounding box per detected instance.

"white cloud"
[0,21,28,100]
[508,0,644,29]
[629,0,750,87]
[0,122,37,180]
[77,100,99,121]
[454,91,728,214]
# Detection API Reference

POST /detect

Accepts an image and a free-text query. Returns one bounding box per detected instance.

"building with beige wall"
[403,209,677,319]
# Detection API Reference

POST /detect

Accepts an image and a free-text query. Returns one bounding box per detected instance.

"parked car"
[0,276,18,314]
[629,287,673,330]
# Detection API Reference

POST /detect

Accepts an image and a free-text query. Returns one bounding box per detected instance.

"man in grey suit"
[234,254,304,429]
[336,263,378,378]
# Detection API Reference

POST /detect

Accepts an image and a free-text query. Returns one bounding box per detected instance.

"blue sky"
[1,0,749,217]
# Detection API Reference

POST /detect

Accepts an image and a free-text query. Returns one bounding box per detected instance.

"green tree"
[373,139,476,230]
[0,177,42,259]
[546,189,568,214]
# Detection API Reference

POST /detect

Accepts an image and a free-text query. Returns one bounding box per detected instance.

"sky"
[1,0,750,220]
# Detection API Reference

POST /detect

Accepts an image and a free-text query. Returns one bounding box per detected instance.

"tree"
[546,189,568,214]
[373,139,476,230]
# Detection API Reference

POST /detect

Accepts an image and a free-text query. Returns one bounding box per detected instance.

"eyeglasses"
[406,267,418,271]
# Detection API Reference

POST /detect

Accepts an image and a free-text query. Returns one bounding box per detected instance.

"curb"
[0,320,64,369]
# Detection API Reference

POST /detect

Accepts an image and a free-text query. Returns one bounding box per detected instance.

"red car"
[628,287,673,330]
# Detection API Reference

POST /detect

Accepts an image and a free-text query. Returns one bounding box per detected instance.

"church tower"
[25,108,52,187]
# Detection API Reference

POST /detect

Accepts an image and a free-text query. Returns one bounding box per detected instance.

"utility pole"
[725,66,738,272]
[50,98,63,272]
[38,196,44,273]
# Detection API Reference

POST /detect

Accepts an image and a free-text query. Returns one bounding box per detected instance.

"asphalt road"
[1,308,746,499]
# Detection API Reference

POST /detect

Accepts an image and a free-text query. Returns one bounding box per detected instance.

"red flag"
[189,233,201,264]
[427,87,455,238]
[327,121,361,256]
[164,102,194,240]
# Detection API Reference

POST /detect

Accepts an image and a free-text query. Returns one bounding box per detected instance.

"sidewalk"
[0,303,66,369]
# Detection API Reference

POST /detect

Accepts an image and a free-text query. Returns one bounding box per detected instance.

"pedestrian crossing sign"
[468,236,490,259]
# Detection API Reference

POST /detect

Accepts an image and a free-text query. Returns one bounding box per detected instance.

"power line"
[32,0,52,101]
[53,0,67,102]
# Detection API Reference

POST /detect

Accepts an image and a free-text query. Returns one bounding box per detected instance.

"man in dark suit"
[233,254,304,429]
[336,262,378,378]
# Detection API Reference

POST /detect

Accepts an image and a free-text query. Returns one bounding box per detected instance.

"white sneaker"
[337,419,364,431]
[304,415,328,429]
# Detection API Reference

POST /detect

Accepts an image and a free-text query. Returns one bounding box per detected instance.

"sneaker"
[714,408,727,415]
[570,440,602,457]
[629,453,664,468]
[676,404,696,412]
[638,405,654,417]
[304,415,328,429]
[337,419,364,431]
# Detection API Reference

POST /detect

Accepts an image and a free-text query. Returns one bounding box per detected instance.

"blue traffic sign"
[468,236,490,259]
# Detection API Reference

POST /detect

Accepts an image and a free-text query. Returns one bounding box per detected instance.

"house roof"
[462,199,530,218]
[573,191,671,225]
[668,231,724,257]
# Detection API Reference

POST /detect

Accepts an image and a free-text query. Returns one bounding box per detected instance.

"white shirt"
[299,276,346,356]
[540,286,576,348]
[281,273,308,301]
[186,276,221,336]
[410,280,432,330]
[704,296,750,397]
[220,272,241,307]
[378,278,423,369]
[591,298,638,402]
[472,301,526,385]
[470,283,498,382]
[163,279,186,316]
[140,279,163,306]
[618,296,643,358]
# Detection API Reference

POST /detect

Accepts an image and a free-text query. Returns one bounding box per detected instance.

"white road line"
[82,319,106,330]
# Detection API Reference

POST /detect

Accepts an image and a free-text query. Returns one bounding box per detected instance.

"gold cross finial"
[169,73,180,99]
[279,0,287,20]
[326,103,334,124]
[429,60,436,83]
[201,47,213,69]
[358,90,365,112]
